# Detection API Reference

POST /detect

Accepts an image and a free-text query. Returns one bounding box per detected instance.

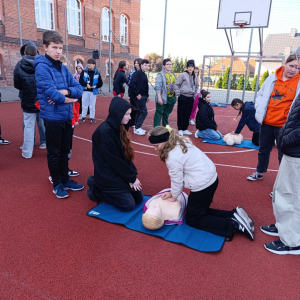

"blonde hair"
[60,55,67,64]
[149,126,190,162]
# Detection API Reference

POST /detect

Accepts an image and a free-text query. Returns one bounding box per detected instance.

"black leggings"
[252,131,259,146]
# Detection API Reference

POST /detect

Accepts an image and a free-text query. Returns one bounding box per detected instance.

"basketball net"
[236,27,244,37]
[234,21,246,37]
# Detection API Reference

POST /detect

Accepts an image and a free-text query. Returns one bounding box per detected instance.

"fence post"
[162,0,168,62]
[226,56,234,104]
[200,56,206,91]
[254,56,262,101]
[17,0,22,46]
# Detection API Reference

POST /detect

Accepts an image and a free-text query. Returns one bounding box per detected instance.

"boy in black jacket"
[129,59,150,135]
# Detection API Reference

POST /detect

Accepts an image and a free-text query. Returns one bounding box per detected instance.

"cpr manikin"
[223,133,243,146]
[142,189,188,230]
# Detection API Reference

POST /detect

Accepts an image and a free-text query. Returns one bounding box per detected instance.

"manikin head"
[142,204,164,230]
[43,30,64,60]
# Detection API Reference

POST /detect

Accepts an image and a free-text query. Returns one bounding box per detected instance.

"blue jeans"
[197,129,222,140]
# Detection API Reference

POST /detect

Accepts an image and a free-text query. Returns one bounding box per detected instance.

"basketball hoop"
[233,20,247,28]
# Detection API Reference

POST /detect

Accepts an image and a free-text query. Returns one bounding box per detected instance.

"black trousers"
[87,176,143,211]
[252,131,259,146]
[185,177,234,238]
[78,97,82,115]
[44,119,72,187]
[135,95,148,129]
[177,94,194,131]
[257,123,283,173]
[125,96,138,131]
[68,127,74,161]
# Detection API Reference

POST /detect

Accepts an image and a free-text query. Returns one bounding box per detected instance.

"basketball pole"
[242,28,253,101]
[162,0,168,62]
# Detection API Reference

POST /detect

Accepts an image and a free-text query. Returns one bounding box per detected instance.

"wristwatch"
[66,89,71,97]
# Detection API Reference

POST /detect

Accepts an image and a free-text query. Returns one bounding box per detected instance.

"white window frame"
[120,14,128,45]
[106,62,109,76]
[102,8,109,42]
[35,0,55,30]
[67,0,82,36]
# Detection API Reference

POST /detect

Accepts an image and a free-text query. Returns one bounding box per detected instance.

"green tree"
[237,75,244,90]
[172,56,180,73]
[183,57,188,70]
[230,74,237,90]
[179,57,184,72]
[246,76,251,91]
[259,70,269,89]
[216,76,223,88]
[251,75,258,91]
[222,67,231,89]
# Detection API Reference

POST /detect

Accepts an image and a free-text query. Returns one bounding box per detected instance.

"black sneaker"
[232,213,254,241]
[270,192,273,198]
[264,239,300,255]
[260,224,279,236]
[234,206,255,232]
[91,118,97,124]
[68,169,79,177]
[247,172,263,181]
[79,118,85,124]
[0,138,10,145]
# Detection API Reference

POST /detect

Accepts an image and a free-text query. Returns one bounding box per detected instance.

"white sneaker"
[49,176,53,184]
[134,128,146,135]
[194,130,199,138]
[20,145,23,150]
[179,130,183,135]
[189,119,195,125]
[141,128,146,133]
[39,143,46,149]
[182,130,192,135]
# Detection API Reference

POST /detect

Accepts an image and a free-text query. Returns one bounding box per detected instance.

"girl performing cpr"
[148,126,255,240]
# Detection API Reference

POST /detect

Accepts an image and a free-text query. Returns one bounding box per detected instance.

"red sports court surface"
[0,97,299,299]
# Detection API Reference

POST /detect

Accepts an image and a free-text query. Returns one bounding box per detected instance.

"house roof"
[210,57,255,74]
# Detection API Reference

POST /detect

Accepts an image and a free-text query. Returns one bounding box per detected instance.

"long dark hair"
[231,98,244,117]
[184,69,196,82]
[120,124,134,161]
[113,60,127,81]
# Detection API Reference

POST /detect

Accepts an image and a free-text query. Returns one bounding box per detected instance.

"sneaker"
[39,143,46,149]
[0,138,10,145]
[194,130,199,138]
[91,119,97,124]
[49,176,53,184]
[134,128,146,136]
[189,119,195,125]
[247,172,263,181]
[178,130,183,135]
[182,130,192,135]
[132,125,135,128]
[234,206,255,232]
[79,118,85,124]
[260,224,279,236]
[140,128,146,133]
[232,212,254,241]
[53,183,69,199]
[264,239,300,255]
[63,179,84,191]
[270,192,273,198]
[68,169,79,177]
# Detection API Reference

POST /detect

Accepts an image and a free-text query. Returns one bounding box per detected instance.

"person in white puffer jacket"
[148,126,255,241]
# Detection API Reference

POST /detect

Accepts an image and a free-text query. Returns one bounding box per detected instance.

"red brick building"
[0,0,141,86]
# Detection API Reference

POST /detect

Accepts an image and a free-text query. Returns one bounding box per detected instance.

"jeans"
[44,119,72,187]
[153,95,176,127]
[87,176,144,211]
[82,91,97,119]
[197,128,222,140]
[22,112,46,145]
[135,95,148,129]
[177,94,194,131]
[185,177,234,238]
[22,112,37,158]
[257,123,283,173]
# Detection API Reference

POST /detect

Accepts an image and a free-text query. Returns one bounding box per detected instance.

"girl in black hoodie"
[113,61,127,98]
[195,90,222,140]
[87,97,143,211]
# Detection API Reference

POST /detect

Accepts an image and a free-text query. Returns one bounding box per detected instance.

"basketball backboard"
[217,0,272,29]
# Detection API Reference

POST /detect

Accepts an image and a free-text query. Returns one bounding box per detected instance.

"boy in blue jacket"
[34,30,84,198]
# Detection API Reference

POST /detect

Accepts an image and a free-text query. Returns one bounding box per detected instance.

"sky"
[139,0,300,64]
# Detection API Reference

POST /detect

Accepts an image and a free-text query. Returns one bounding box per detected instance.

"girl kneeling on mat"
[231,98,260,146]
[87,97,143,211]
[148,126,255,240]
[195,90,222,140]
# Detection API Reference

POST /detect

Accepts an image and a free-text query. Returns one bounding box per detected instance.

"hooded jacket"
[73,63,84,82]
[92,97,137,192]
[34,55,82,122]
[113,69,127,95]
[196,98,218,131]
[13,55,39,113]
[174,71,199,98]
[14,41,39,101]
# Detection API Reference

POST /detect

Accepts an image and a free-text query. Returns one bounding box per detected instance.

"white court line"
[147,108,156,112]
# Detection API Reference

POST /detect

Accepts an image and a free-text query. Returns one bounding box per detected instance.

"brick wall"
[0,0,141,86]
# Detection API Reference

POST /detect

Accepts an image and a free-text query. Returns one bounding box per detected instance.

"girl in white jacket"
[148,126,255,240]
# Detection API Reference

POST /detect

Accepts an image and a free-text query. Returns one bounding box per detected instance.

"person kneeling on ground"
[148,126,255,240]
[231,98,260,146]
[87,97,143,211]
[195,90,222,140]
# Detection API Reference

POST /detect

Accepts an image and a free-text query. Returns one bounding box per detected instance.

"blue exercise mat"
[210,102,227,107]
[201,138,259,150]
[87,196,225,253]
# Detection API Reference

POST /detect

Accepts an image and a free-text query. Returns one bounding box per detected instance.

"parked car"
[203,76,212,84]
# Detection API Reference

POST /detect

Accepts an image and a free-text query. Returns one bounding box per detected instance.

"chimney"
[290,28,297,37]
[284,46,291,56]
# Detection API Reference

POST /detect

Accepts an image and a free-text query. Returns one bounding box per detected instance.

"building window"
[35,0,54,30]
[106,62,109,76]
[102,8,109,42]
[67,0,81,36]
[120,14,128,45]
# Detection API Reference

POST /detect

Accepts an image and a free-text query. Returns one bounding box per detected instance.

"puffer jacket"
[13,55,39,113]
[255,72,300,124]
[278,91,300,158]
[34,55,82,122]
[174,71,199,98]
[196,98,217,131]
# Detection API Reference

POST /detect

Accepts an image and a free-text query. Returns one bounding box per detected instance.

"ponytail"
[200,89,210,99]
[231,98,244,117]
